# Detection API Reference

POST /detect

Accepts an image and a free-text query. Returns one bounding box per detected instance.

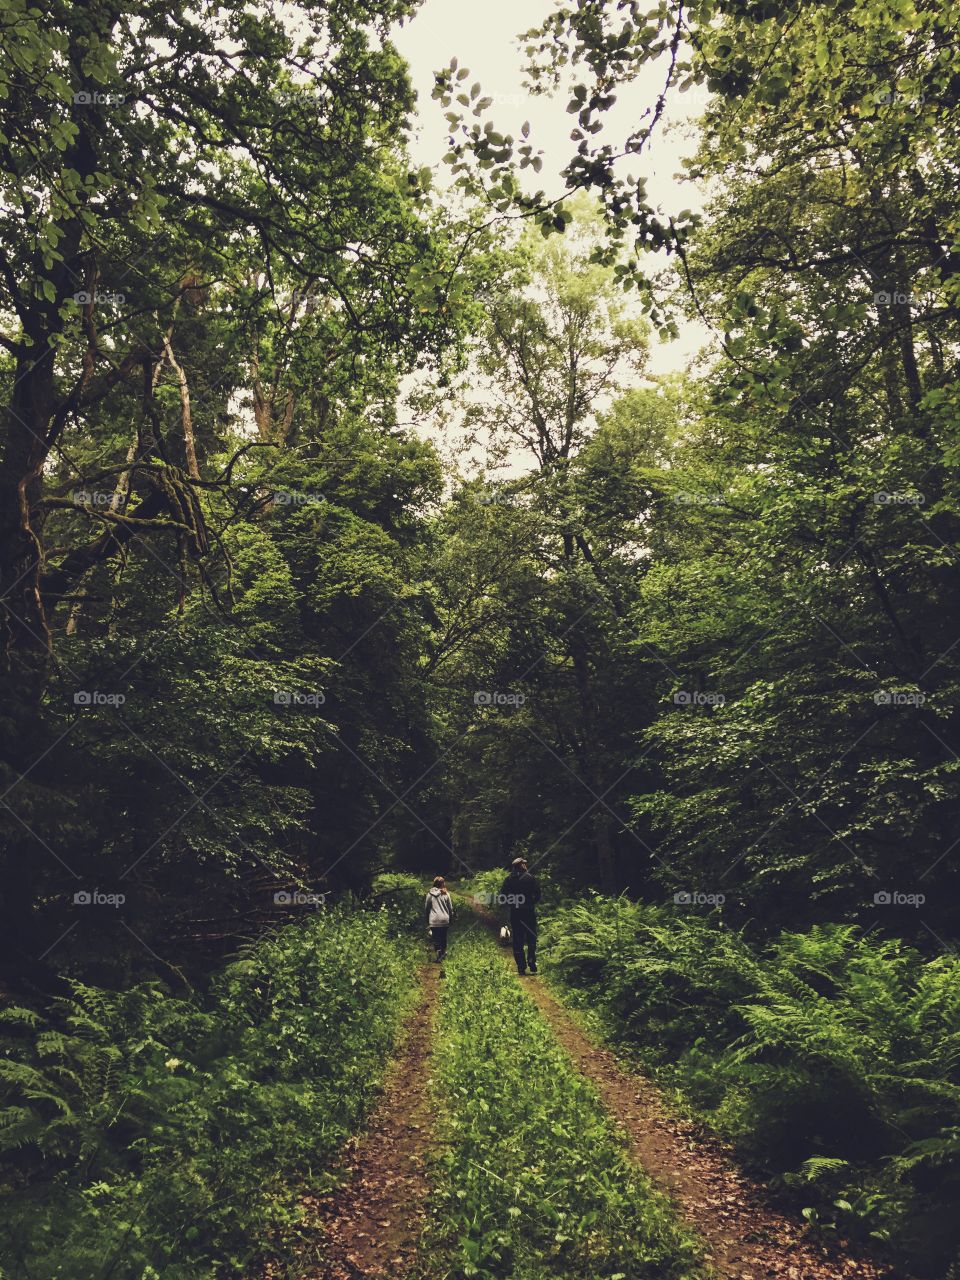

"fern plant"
[543,896,960,1276]
[0,904,421,1279]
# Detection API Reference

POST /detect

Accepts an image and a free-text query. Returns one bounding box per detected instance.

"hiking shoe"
[529,965,537,974]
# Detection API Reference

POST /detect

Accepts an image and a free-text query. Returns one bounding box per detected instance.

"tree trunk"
[0,343,57,671]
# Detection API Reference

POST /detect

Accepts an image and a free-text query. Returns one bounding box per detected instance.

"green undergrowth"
[542,894,960,1277]
[418,923,706,1280]
[0,895,422,1279]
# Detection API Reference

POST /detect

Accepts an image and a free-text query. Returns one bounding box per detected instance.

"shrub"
[369,870,428,934]
[0,906,419,1279]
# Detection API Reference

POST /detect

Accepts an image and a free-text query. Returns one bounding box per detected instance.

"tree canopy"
[0,0,956,993]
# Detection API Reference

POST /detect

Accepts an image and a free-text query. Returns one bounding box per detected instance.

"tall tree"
[0,0,465,972]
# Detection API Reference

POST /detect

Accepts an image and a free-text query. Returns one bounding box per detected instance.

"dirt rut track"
[466,895,892,1280]
[261,962,438,1280]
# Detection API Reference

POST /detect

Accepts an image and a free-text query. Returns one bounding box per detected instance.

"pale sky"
[393,0,712,375]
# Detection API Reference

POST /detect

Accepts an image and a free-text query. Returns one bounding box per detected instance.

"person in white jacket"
[424,876,454,962]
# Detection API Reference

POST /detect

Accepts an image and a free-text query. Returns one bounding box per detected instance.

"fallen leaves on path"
[261,962,439,1280]
[521,975,894,1280]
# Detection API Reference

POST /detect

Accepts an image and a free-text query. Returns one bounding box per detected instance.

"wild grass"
[0,899,421,1279]
[419,923,706,1280]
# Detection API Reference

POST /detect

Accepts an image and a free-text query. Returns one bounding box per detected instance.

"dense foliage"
[2,0,955,975]
[1,0,958,1274]
[543,895,960,1275]
[0,898,420,1279]
[0,0,475,974]
[421,0,960,939]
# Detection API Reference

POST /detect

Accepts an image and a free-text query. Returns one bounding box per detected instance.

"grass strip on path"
[417,924,707,1280]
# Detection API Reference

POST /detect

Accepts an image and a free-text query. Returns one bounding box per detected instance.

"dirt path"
[260,902,894,1280]
[521,975,891,1280]
[276,962,439,1280]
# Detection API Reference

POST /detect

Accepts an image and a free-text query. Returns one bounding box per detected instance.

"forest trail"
[275,963,439,1280]
[460,897,891,1280]
[265,913,893,1280]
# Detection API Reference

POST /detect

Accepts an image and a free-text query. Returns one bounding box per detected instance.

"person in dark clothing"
[500,856,541,975]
